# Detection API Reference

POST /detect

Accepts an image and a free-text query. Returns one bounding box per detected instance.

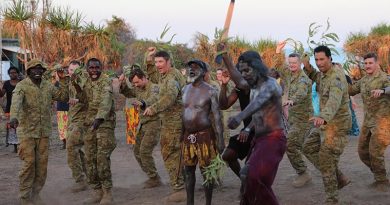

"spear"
[215,0,236,64]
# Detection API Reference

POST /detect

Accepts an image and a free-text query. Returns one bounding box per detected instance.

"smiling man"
[283,53,314,188]
[349,52,390,192]
[75,58,117,205]
[182,59,225,205]
[10,59,69,205]
[144,48,187,202]
[302,45,352,205]
[119,68,162,189]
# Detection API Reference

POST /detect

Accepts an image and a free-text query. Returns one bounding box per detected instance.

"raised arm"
[218,43,250,91]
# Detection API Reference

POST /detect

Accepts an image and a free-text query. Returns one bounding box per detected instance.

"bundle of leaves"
[202,154,226,186]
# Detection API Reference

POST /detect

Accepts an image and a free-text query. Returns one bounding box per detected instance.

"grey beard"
[187,76,198,83]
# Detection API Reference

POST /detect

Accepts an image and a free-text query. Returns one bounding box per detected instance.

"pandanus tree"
[2,0,36,68]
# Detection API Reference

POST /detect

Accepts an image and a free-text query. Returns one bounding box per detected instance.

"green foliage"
[46,6,83,30]
[202,154,226,186]
[345,32,367,44]
[285,38,304,55]
[306,18,340,56]
[252,39,277,52]
[370,23,390,36]
[2,0,35,22]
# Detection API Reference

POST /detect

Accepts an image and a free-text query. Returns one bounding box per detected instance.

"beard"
[187,73,203,83]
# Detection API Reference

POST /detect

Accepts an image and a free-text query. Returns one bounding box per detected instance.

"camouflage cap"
[26,59,48,71]
[187,59,207,72]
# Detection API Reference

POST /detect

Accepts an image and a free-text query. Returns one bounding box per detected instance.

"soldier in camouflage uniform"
[74,58,116,205]
[282,53,314,188]
[119,68,162,188]
[10,59,69,205]
[66,60,88,193]
[349,52,390,192]
[302,46,352,205]
[144,48,186,202]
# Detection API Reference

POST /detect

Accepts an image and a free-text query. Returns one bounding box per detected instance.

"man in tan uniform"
[283,53,314,188]
[302,46,352,204]
[144,48,186,202]
[10,59,69,205]
[119,68,162,188]
[349,52,390,192]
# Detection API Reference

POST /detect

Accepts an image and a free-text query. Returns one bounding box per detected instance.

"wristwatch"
[244,127,251,132]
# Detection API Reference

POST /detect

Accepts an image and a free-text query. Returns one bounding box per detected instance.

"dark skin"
[0,69,19,97]
[10,66,46,128]
[227,62,284,137]
[72,60,104,131]
[182,63,225,205]
[218,45,253,178]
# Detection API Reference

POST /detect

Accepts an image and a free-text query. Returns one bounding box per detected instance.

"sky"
[2,0,390,48]
[50,0,390,49]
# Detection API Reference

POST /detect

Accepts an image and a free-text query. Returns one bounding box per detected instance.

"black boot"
[13,144,18,153]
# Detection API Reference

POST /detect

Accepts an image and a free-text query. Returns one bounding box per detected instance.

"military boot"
[370,180,390,192]
[292,171,312,188]
[143,175,162,189]
[83,189,103,205]
[337,172,351,190]
[20,198,34,205]
[31,194,45,205]
[71,180,88,193]
[99,188,114,205]
[165,189,186,203]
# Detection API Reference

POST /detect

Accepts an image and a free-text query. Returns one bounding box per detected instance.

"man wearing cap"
[182,59,225,205]
[144,48,186,202]
[119,68,162,188]
[10,59,69,205]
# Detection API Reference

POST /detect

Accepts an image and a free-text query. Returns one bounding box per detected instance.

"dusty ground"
[0,95,389,205]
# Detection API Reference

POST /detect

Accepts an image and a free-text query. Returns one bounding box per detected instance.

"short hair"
[314,45,331,58]
[237,50,269,78]
[69,60,81,66]
[8,66,19,74]
[86,58,101,67]
[363,52,378,61]
[216,67,224,72]
[288,53,301,59]
[129,68,146,82]
[154,51,170,61]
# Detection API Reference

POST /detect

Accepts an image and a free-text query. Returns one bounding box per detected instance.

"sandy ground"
[0,96,389,205]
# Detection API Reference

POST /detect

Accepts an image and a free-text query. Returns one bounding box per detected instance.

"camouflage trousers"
[84,126,116,190]
[18,137,49,200]
[303,125,349,203]
[160,126,185,191]
[358,119,390,182]
[66,123,87,183]
[134,120,160,178]
[286,122,313,174]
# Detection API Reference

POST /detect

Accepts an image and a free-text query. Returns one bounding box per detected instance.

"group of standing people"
[6,40,390,205]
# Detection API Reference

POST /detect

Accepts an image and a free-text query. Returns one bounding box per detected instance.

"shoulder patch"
[334,77,343,90]
[151,85,159,94]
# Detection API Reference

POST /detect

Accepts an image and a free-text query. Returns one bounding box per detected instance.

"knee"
[221,148,236,162]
